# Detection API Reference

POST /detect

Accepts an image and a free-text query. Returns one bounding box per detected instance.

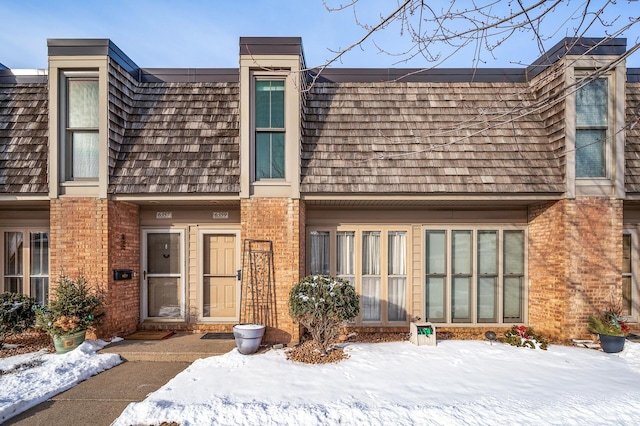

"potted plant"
[34,275,104,354]
[587,300,629,354]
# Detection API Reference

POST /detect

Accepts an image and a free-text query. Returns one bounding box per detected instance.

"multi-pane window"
[255,79,285,180]
[425,228,525,324]
[65,76,99,180]
[575,77,608,178]
[308,228,407,324]
[2,231,49,304]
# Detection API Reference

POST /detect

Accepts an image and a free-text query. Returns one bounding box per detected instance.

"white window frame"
[307,226,410,326]
[423,225,528,326]
[0,228,50,304]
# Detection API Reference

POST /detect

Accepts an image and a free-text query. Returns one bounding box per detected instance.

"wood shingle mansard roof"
[0,70,48,194]
[1,37,639,199]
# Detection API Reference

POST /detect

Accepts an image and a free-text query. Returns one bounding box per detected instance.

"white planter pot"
[233,324,266,355]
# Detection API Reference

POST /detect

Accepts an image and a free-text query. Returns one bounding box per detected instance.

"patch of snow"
[113,340,640,426]
[0,339,122,423]
[3,338,640,425]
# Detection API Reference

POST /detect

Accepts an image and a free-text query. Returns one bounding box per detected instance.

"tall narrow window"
[622,234,633,317]
[4,232,23,293]
[387,231,407,321]
[30,232,49,305]
[66,76,99,180]
[477,231,498,323]
[255,80,285,180]
[362,231,381,321]
[451,231,472,322]
[503,230,524,322]
[425,231,446,322]
[310,231,330,275]
[337,231,355,284]
[575,78,608,178]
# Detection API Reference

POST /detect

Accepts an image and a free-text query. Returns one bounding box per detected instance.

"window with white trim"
[62,72,99,181]
[1,230,49,304]
[425,228,525,324]
[254,79,285,180]
[575,76,608,178]
[308,227,408,324]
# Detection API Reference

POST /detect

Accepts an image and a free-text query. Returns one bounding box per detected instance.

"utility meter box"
[410,322,436,346]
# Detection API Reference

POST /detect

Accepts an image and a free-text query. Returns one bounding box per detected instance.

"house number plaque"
[212,211,229,219]
[156,211,172,219]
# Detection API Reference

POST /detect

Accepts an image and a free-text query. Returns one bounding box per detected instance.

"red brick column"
[49,198,140,338]
[528,197,622,341]
[241,198,305,344]
[106,201,140,336]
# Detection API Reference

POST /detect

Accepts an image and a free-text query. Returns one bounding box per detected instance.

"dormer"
[559,38,627,198]
[47,39,138,199]
[239,37,305,198]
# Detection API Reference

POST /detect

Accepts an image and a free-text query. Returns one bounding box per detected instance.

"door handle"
[143,271,147,280]
[236,270,242,281]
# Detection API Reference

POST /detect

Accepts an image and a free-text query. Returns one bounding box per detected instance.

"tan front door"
[202,233,239,320]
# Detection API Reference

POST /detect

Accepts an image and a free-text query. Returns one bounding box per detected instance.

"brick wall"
[528,197,622,341]
[49,198,140,338]
[241,198,304,344]
[106,201,140,336]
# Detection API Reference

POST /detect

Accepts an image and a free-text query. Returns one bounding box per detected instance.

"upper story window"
[255,79,285,180]
[575,77,608,178]
[63,73,99,181]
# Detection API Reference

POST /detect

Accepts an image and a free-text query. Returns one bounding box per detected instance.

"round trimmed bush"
[289,275,359,355]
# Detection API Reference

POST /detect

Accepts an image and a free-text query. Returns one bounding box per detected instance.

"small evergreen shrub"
[289,275,359,355]
[502,325,549,350]
[34,275,104,337]
[1,293,36,346]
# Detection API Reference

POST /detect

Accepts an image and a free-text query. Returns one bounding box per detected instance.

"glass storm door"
[201,232,240,320]
[143,229,185,320]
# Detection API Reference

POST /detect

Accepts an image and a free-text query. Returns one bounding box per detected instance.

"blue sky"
[1,0,639,70]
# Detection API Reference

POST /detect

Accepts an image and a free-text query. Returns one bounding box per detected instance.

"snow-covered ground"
[2,339,640,425]
[0,339,122,423]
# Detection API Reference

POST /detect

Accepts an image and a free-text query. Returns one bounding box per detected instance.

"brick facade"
[240,198,305,344]
[528,197,623,342]
[49,198,140,338]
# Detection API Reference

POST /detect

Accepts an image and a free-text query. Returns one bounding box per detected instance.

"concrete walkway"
[6,333,237,426]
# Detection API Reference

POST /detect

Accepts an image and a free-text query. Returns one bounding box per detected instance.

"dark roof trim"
[47,38,139,79]
[0,69,48,84]
[140,68,239,83]
[240,37,303,56]
[527,37,627,79]
[628,68,640,83]
[311,68,527,83]
[0,62,7,70]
